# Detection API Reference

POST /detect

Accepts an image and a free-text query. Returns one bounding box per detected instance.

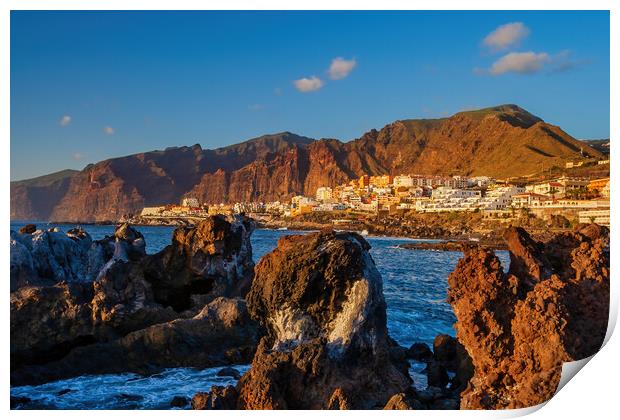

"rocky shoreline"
[10,218,609,410]
[11,216,258,386]
[397,239,508,252]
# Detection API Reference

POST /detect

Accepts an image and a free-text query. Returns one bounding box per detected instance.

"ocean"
[10,223,510,409]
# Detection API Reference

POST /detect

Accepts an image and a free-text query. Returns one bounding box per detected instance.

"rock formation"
[192,385,239,410]
[447,224,610,409]
[217,230,412,409]
[11,105,602,222]
[141,214,255,311]
[12,297,259,385]
[10,223,145,291]
[10,216,258,386]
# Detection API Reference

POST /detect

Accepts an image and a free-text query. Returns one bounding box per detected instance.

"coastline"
[12,211,577,252]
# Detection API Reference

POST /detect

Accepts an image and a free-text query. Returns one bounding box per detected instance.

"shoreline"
[10,219,486,246]
[12,216,573,251]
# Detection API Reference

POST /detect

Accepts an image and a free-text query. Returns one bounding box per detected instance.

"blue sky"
[10,10,610,181]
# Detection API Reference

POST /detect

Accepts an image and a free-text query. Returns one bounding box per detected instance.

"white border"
[2,1,617,419]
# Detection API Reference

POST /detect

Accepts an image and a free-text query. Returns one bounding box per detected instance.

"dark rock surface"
[406,342,433,362]
[11,216,259,386]
[170,396,189,408]
[213,230,412,409]
[141,214,255,312]
[217,367,242,380]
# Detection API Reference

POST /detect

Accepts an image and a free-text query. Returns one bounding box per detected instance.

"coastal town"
[137,169,611,228]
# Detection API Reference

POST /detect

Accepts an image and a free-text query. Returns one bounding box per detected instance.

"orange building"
[588,178,610,192]
[370,175,394,187]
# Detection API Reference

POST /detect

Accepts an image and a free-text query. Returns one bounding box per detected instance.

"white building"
[312,203,347,212]
[579,209,610,226]
[315,186,333,202]
[469,176,494,188]
[445,176,470,189]
[525,181,566,197]
[432,187,481,200]
[479,185,525,210]
[181,197,200,207]
[140,206,165,217]
[511,193,551,208]
[393,175,414,188]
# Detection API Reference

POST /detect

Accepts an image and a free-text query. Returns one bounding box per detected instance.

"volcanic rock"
[383,391,424,410]
[11,217,259,386]
[217,367,242,379]
[426,360,450,388]
[141,215,255,312]
[10,281,96,369]
[170,396,189,408]
[447,224,609,409]
[19,224,37,234]
[232,230,411,409]
[326,388,354,410]
[10,223,146,291]
[192,385,239,410]
[407,342,433,362]
[12,297,258,385]
[433,334,457,363]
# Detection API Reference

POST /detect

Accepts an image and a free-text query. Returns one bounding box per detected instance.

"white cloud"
[72,152,84,160]
[103,126,115,135]
[328,57,357,80]
[550,50,586,73]
[59,115,72,126]
[293,76,324,93]
[483,22,530,51]
[488,51,550,75]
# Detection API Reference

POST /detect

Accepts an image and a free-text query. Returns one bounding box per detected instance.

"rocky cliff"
[11,105,602,222]
[193,230,412,409]
[447,224,609,409]
[10,216,259,386]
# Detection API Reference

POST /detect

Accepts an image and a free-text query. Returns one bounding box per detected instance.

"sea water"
[10,223,509,409]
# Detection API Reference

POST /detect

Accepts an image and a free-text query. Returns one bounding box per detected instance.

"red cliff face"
[11,105,602,222]
[447,225,609,409]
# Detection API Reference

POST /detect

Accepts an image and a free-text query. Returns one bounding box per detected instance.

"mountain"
[11,105,603,222]
[580,138,610,156]
[11,169,78,221]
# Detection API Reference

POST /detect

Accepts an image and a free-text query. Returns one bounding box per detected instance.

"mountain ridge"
[11,105,604,222]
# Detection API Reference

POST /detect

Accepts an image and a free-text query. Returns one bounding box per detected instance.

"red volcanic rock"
[18,224,37,234]
[229,230,411,409]
[192,385,239,410]
[383,391,424,410]
[326,388,353,410]
[447,225,609,409]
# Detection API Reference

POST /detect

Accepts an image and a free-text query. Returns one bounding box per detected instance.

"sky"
[10,10,610,181]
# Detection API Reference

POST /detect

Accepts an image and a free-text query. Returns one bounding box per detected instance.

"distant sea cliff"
[11,105,603,223]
